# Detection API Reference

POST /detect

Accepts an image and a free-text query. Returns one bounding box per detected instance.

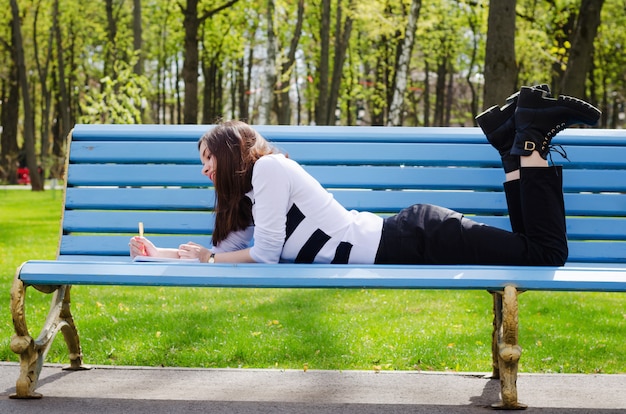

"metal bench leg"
[58,286,90,372]
[10,272,89,399]
[491,285,527,410]
[490,291,501,380]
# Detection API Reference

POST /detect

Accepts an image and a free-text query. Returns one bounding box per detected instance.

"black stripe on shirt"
[331,241,353,264]
[285,204,305,241]
[295,229,331,263]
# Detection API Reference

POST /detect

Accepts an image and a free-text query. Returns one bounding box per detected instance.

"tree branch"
[199,0,240,23]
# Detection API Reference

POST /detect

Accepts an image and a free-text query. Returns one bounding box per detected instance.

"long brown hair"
[198,121,278,245]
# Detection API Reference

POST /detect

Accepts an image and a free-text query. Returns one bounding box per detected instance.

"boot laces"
[547,144,570,167]
[544,121,569,166]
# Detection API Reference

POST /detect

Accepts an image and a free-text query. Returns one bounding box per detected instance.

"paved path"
[1,363,625,413]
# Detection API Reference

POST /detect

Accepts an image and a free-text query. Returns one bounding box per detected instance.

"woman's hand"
[178,241,211,262]
[129,236,158,258]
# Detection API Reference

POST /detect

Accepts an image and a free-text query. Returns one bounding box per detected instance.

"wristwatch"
[208,253,216,264]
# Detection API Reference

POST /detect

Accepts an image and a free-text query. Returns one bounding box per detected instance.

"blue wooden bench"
[10,124,626,409]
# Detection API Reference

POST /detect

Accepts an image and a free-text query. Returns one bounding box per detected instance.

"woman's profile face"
[199,142,217,182]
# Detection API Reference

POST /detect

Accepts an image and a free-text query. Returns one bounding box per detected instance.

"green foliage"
[1,190,624,373]
[1,0,625,141]
[594,0,626,115]
[78,57,152,124]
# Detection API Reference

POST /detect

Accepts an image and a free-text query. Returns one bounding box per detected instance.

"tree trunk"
[175,56,182,124]
[433,57,447,126]
[482,0,517,110]
[181,0,240,124]
[275,0,305,125]
[133,0,143,75]
[445,67,453,125]
[182,0,200,124]
[315,0,331,125]
[327,0,354,125]
[388,0,422,126]
[465,6,480,121]
[237,56,248,121]
[261,0,277,124]
[559,0,605,98]
[54,0,71,148]
[33,1,54,179]
[0,59,20,185]
[201,57,224,123]
[11,0,43,190]
[423,60,430,126]
[104,0,118,79]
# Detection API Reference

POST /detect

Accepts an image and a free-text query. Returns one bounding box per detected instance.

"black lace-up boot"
[476,85,550,173]
[511,86,601,159]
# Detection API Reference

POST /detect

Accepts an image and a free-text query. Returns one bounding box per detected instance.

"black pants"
[374,166,568,266]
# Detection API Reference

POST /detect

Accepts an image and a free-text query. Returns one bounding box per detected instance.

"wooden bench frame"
[10,124,626,410]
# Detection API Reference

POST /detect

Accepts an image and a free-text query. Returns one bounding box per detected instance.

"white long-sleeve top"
[219,153,383,264]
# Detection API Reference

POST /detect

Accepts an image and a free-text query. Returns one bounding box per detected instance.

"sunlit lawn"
[1,189,624,373]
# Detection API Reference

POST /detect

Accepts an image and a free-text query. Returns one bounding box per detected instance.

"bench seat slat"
[18,261,626,292]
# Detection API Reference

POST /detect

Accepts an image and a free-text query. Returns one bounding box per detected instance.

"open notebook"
[132,256,200,263]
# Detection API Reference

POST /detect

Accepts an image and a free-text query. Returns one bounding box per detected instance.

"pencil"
[138,222,146,255]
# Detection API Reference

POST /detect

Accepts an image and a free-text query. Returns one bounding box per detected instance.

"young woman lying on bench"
[130,85,600,267]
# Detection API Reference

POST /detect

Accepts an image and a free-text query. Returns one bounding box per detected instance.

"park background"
[1,0,625,188]
[0,0,624,373]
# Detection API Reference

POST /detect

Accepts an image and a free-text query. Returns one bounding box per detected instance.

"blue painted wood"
[65,163,626,193]
[69,141,499,165]
[61,211,626,242]
[65,188,216,210]
[57,234,626,263]
[69,140,626,169]
[59,235,215,255]
[67,164,508,189]
[22,124,626,290]
[13,124,626,410]
[18,261,626,292]
[62,211,217,233]
[59,187,626,217]
[70,124,626,146]
[70,124,498,143]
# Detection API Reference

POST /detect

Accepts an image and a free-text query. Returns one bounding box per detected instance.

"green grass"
[1,189,624,373]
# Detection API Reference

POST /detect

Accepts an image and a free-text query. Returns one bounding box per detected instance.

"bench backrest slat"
[70,140,626,170]
[66,163,626,192]
[69,124,626,144]
[63,211,626,241]
[65,186,626,216]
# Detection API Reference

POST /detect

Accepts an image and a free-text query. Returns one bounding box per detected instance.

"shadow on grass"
[19,285,496,371]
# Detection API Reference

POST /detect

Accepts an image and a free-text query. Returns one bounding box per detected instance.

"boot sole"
[476,104,515,135]
[476,85,552,134]
[558,95,601,125]
[518,88,601,126]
